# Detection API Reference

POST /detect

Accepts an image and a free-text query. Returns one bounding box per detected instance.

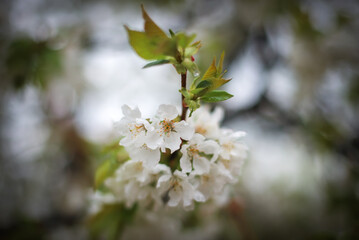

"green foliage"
[182,52,233,115]
[5,37,62,90]
[201,90,233,102]
[125,5,201,74]
[143,59,170,68]
[88,203,137,240]
[95,144,129,190]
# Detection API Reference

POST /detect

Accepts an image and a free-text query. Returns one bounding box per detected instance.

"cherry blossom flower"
[157,170,205,208]
[116,105,154,148]
[188,106,224,139]
[150,104,194,153]
[180,133,220,174]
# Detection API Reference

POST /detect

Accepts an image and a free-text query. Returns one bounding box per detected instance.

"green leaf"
[143,59,170,68]
[175,32,196,49]
[196,80,211,89]
[95,145,129,189]
[201,90,233,102]
[125,27,176,60]
[202,58,217,80]
[88,203,137,240]
[194,52,231,94]
[141,4,168,39]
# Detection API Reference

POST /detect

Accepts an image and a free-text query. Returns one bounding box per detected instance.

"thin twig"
[181,72,188,120]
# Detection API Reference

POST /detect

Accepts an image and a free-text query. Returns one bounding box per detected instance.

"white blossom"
[188,106,224,139]
[180,133,220,174]
[115,105,154,148]
[157,170,205,208]
[150,104,194,153]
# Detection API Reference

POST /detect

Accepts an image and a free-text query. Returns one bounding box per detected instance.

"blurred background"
[0,0,358,239]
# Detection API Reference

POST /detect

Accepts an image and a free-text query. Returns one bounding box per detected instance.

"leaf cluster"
[94,143,129,190]
[5,37,62,90]
[125,5,201,75]
[88,203,137,240]
[181,52,233,116]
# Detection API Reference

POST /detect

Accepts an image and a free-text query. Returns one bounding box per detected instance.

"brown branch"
[181,72,188,120]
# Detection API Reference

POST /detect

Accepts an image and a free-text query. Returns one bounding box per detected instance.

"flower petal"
[142,148,160,168]
[168,187,181,207]
[193,156,210,174]
[163,132,182,153]
[156,104,179,120]
[180,151,192,173]
[174,121,194,140]
[121,104,141,119]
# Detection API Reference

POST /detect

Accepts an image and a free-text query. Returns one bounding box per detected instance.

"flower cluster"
[93,104,247,210]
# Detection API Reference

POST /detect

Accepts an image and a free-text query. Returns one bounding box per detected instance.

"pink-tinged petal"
[156,104,179,120]
[121,105,141,119]
[163,133,182,153]
[180,152,192,173]
[174,121,194,140]
[193,156,210,174]
[168,187,182,207]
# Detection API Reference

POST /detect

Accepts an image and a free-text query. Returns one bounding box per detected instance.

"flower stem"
[181,72,188,120]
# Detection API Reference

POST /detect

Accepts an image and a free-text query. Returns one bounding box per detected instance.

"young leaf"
[95,145,129,189]
[143,59,170,68]
[202,58,217,80]
[201,90,233,102]
[141,4,168,39]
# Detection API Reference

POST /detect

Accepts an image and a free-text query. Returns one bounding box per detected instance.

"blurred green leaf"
[88,203,137,240]
[95,144,129,189]
[141,4,168,39]
[201,90,233,102]
[5,37,62,90]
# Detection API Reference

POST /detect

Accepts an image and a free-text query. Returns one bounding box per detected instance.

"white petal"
[180,152,192,173]
[121,105,141,119]
[163,133,182,153]
[193,156,210,174]
[142,148,160,168]
[181,181,194,207]
[212,106,224,123]
[193,190,206,202]
[152,164,171,175]
[174,121,194,140]
[168,187,182,207]
[145,131,163,150]
[120,136,134,147]
[173,170,187,180]
[232,131,247,139]
[156,104,179,120]
[156,174,171,188]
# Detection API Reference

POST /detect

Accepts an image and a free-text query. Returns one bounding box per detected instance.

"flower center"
[187,145,199,158]
[195,126,207,135]
[129,123,145,136]
[160,119,175,136]
[223,142,234,152]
